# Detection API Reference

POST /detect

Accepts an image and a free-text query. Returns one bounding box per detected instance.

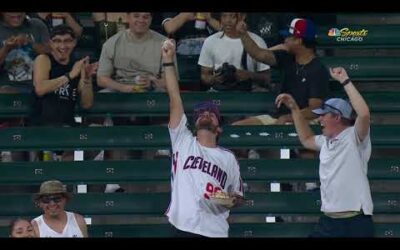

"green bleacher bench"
[1,92,400,118]
[321,57,400,82]
[1,222,399,237]
[317,25,400,49]
[0,159,399,185]
[2,222,400,237]
[1,192,399,217]
[1,125,399,151]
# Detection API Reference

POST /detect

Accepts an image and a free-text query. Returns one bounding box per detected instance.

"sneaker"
[248,149,260,159]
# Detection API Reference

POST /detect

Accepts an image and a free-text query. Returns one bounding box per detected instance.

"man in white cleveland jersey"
[276,67,374,237]
[161,39,244,238]
[32,180,88,237]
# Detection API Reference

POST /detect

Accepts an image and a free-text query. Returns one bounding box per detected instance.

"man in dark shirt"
[31,25,96,127]
[233,17,329,126]
[31,25,97,161]
[0,12,49,93]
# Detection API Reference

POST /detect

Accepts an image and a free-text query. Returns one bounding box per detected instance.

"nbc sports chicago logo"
[328,27,369,42]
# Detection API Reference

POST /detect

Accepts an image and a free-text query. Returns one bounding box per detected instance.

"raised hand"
[161,39,176,63]
[70,56,88,79]
[3,36,20,50]
[275,93,299,111]
[83,61,98,80]
[236,14,247,35]
[329,67,350,84]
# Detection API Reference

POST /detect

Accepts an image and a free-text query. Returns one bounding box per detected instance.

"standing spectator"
[275,67,374,237]
[9,218,36,238]
[245,13,296,47]
[162,39,245,237]
[30,13,82,38]
[32,180,88,237]
[0,12,49,93]
[92,12,128,52]
[198,12,271,92]
[162,12,220,56]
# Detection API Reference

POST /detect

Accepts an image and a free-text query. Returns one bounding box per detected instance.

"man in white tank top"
[275,67,374,237]
[31,180,88,237]
[161,39,245,238]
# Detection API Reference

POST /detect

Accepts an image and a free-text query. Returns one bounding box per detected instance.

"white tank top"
[33,211,84,238]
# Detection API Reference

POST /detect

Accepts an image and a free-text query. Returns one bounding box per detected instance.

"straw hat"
[33,180,72,201]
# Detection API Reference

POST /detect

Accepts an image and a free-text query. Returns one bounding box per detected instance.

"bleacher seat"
[1,92,400,118]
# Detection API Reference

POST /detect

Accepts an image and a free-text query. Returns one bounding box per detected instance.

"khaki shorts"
[255,114,319,125]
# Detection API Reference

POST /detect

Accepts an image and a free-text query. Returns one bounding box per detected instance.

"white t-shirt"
[33,211,84,238]
[166,114,244,237]
[314,126,373,215]
[198,31,270,72]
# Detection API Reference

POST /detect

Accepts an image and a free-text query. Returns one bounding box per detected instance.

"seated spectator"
[162,12,220,56]
[93,12,163,54]
[30,13,82,38]
[0,12,49,94]
[198,12,271,92]
[97,13,174,192]
[30,24,96,161]
[233,17,329,125]
[233,17,329,165]
[32,180,88,237]
[97,12,174,93]
[9,218,36,238]
[31,24,95,126]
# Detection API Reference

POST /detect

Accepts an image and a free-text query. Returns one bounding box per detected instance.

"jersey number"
[204,182,221,199]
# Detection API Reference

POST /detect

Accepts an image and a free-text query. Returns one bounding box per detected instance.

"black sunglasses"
[322,103,343,116]
[40,195,63,204]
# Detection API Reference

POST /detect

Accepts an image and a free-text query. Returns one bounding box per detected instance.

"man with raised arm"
[275,67,374,237]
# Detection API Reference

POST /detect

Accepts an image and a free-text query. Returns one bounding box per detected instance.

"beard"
[196,119,218,134]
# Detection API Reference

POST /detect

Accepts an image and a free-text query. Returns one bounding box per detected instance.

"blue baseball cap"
[279,18,317,41]
[312,98,353,119]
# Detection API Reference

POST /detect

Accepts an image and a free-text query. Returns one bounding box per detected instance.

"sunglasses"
[40,195,63,204]
[321,103,343,116]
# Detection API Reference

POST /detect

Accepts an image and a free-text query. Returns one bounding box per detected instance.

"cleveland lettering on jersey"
[183,155,227,189]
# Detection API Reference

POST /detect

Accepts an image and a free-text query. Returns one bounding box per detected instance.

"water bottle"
[194,13,206,30]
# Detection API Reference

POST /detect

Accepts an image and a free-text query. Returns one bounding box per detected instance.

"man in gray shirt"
[276,67,373,237]
[97,12,176,93]
[0,12,49,93]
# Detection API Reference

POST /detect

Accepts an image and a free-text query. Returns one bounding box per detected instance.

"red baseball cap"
[279,18,317,41]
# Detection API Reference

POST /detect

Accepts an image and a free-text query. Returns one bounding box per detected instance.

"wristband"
[341,78,351,86]
[162,62,175,67]
[64,73,72,82]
